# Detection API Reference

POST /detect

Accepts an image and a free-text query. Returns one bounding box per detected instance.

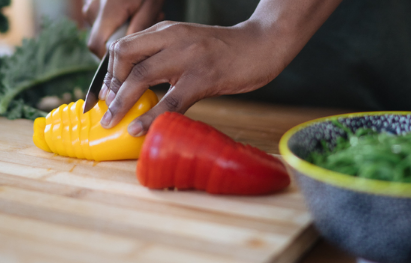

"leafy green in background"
[307,120,411,183]
[0,0,11,33]
[0,18,98,120]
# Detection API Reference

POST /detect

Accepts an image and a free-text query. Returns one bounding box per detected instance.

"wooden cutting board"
[0,96,349,263]
[0,118,315,263]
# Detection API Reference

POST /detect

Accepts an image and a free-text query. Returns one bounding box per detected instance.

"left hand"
[83,0,165,58]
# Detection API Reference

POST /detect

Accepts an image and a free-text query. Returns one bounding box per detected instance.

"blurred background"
[0,0,83,54]
[0,0,409,111]
[0,0,255,53]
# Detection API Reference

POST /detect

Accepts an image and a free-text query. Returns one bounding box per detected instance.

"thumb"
[128,85,198,137]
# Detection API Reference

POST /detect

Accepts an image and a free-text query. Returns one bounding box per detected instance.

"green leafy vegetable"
[307,121,411,183]
[0,17,98,120]
[6,99,47,120]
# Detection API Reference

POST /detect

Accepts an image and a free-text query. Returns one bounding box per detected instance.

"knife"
[83,23,129,114]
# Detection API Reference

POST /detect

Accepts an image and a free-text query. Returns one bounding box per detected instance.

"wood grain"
[0,95,352,263]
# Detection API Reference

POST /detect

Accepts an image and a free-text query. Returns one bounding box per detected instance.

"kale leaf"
[0,17,98,120]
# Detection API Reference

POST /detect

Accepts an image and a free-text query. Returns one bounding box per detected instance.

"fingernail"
[99,85,108,100]
[101,110,112,128]
[106,90,116,106]
[128,121,143,137]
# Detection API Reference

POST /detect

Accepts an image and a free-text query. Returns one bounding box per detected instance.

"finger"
[105,27,171,106]
[127,0,165,34]
[82,0,99,26]
[105,39,120,104]
[99,71,112,100]
[98,40,118,102]
[101,11,173,103]
[101,25,162,106]
[127,82,198,137]
[88,1,143,58]
[101,50,179,129]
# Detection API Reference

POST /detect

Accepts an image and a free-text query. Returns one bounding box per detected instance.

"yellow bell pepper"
[33,89,158,161]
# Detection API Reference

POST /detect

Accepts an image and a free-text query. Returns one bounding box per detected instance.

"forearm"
[243,0,343,75]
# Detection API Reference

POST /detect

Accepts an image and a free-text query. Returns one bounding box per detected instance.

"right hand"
[83,0,165,58]
[98,21,287,137]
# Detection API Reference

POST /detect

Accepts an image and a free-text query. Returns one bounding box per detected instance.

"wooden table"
[0,93,356,263]
[184,96,357,263]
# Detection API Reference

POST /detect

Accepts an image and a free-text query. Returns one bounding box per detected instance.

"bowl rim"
[279,111,411,198]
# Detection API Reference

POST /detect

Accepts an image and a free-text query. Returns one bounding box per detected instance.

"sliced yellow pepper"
[33,89,158,161]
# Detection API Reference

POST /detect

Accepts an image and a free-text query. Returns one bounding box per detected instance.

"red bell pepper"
[137,112,290,195]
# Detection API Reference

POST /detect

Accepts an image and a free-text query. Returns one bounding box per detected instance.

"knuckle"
[111,39,131,61]
[109,77,122,93]
[163,95,180,111]
[156,20,174,29]
[103,72,112,88]
[145,118,155,131]
[130,63,150,81]
[109,94,125,114]
[113,40,126,59]
[188,40,209,54]
[139,114,155,132]
[108,40,119,55]
[168,23,190,35]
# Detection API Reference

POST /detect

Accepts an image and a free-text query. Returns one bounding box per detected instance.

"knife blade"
[83,23,128,114]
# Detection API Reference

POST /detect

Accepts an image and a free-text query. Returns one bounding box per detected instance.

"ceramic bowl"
[279,112,411,263]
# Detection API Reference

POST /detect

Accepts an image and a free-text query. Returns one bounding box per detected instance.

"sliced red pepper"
[137,112,290,195]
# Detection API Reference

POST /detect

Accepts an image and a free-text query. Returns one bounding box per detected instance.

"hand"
[99,0,343,137]
[99,21,285,136]
[83,0,165,58]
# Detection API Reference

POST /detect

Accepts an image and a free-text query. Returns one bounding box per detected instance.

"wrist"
[233,18,295,81]
[240,0,343,73]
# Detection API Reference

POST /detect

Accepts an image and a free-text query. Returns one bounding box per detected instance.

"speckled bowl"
[279,112,411,263]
